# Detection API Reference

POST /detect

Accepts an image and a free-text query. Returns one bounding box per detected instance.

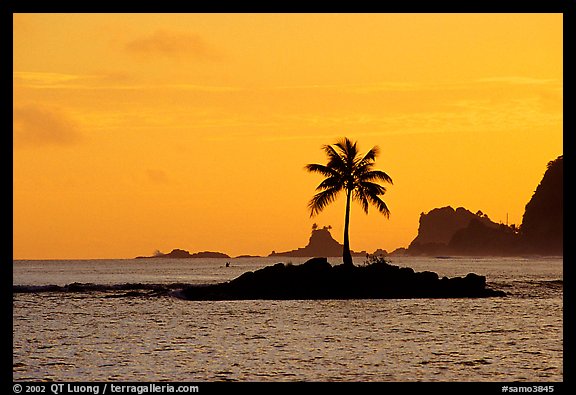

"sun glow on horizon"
[13,13,562,259]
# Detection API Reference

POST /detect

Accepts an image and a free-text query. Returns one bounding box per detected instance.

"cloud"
[124,30,220,61]
[13,104,83,148]
[476,76,558,85]
[14,71,239,93]
[13,71,87,86]
[13,71,134,90]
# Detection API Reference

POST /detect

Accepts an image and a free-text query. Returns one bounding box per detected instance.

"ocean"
[12,256,563,382]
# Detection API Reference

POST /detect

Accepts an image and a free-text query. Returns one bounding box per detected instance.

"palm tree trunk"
[343,189,353,266]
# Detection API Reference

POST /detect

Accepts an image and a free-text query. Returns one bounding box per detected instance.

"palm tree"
[305,137,393,266]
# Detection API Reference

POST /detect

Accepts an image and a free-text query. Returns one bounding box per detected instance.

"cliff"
[406,155,563,256]
[520,155,563,255]
[269,226,365,258]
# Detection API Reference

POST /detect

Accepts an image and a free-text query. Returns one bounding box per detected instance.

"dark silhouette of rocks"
[407,209,521,256]
[190,251,231,259]
[234,254,263,259]
[136,157,562,260]
[372,248,388,256]
[389,247,408,256]
[135,248,230,259]
[269,225,365,257]
[179,257,505,300]
[520,155,563,255]
[405,156,563,256]
[408,207,500,255]
[448,219,522,255]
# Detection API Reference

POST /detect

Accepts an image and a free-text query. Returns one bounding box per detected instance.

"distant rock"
[269,226,365,258]
[372,248,388,256]
[389,247,408,256]
[408,207,500,255]
[448,219,521,255]
[135,249,230,259]
[234,254,262,259]
[190,251,231,259]
[405,206,524,256]
[178,257,506,300]
[163,249,194,258]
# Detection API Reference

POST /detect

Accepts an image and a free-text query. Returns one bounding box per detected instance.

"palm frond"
[308,187,342,217]
[352,160,375,178]
[358,170,393,185]
[335,138,360,168]
[349,145,380,180]
[316,176,344,191]
[367,193,391,218]
[322,144,347,172]
[353,188,370,214]
[304,163,340,178]
[358,180,388,195]
[355,145,380,167]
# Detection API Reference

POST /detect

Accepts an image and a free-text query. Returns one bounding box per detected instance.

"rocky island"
[177,256,505,301]
[269,225,366,258]
[135,249,230,259]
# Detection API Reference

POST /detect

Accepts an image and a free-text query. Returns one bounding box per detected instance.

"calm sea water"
[13,256,563,382]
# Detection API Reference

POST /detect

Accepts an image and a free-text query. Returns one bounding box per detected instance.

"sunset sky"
[13,13,562,259]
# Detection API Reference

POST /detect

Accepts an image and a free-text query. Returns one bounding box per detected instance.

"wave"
[536,279,563,285]
[13,282,190,296]
[489,279,563,299]
[516,279,563,288]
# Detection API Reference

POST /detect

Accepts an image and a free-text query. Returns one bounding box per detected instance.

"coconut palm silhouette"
[305,137,393,266]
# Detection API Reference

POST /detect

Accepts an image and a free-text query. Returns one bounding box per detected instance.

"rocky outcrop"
[269,226,365,258]
[520,155,563,255]
[405,156,563,256]
[189,251,231,259]
[136,249,230,259]
[178,257,505,300]
[408,207,500,255]
[448,219,521,256]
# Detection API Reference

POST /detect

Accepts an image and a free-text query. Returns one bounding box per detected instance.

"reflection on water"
[13,257,562,381]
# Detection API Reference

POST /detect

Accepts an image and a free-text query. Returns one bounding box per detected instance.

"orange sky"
[13,13,563,259]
